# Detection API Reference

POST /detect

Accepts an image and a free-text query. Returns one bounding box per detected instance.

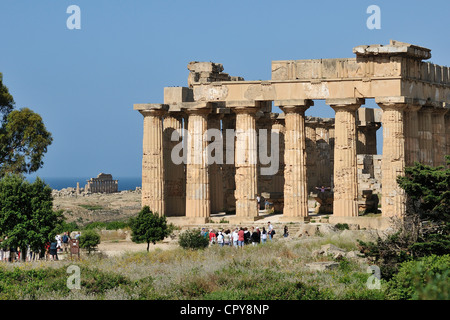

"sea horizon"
[25,176,142,191]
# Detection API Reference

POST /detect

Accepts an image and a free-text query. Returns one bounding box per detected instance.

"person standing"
[238,228,245,248]
[209,229,216,245]
[49,241,58,261]
[232,228,239,247]
[62,232,70,253]
[224,230,231,246]
[261,227,267,244]
[284,225,289,237]
[267,222,274,241]
[251,227,260,246]
[3,237,9,262]
[217,231,224,247]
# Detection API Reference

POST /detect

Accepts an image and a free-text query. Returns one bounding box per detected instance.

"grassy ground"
[0,234,388,300]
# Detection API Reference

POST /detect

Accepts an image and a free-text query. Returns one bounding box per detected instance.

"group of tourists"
[0,231,80,262]
[201,222,289,247]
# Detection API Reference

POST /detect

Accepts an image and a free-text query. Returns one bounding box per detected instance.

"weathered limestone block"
[164,87,194,105]
[313,191,334,214]
[305,262,339,272]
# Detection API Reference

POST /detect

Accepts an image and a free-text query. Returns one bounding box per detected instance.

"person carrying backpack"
[62,232,70,253]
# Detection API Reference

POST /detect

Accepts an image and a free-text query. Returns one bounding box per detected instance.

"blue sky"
[0,0,448,179]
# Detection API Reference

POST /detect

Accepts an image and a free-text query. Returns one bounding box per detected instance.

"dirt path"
[97,240,177,257]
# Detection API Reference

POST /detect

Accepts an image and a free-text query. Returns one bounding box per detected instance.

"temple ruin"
[134,40,449,229]
[85,173,118,194]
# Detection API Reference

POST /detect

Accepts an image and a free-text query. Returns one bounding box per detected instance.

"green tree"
[0,73,52,177]
[79,229,101,254]
[358,156,450,279]
[129,206,170,251]
[0,174,63,260]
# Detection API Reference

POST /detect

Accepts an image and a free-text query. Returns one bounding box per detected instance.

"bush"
[79,229,101,254]
[387,254,450,300]
[178,229,209,250]
[335,223,349,230]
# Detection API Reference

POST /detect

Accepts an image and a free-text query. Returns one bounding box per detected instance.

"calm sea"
[26,177,141,191]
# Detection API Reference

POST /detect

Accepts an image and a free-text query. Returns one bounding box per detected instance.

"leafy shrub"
[387,254,450,300]
[79,229,101,253]
[335,223,349,230]
[178,229,209,250]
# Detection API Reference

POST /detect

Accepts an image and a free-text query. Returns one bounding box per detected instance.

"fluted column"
[404,104,422,166]
[163,112,186,216]
[233,104,259,218]
[208,113,224,213]
[432,107,448,166]
[222,113,236,212]
[138,104,168,216]
[305,119,318,193]
[279,100,313,218]
[446,112,450,158]
[376,98,407,218]
[185,104,211,219]
[418,107,434,166]
[326,98,363,217]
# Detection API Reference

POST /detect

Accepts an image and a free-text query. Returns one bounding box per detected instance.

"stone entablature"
[134,40,449,227]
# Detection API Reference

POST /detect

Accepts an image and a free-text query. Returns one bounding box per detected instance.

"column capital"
[183,101,213,115]
[326,98,365,112]
[275,99,313,109]
[375,96,429,111]
[431,106,449,115]
[134,103,169,117]
[278,100,314,114]
[227,100,266,114]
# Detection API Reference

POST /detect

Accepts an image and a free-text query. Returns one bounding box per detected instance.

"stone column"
[326,98,363,217]
[279,100,313,219]
[357,125,380,155]
[305,119,318,193]
[376,97,408,218]
[137,104,168,216]
[404,104,422,166]
[418,106,434,166]
[185,103,212,222]
[432,107,448,167]
[256,112,274,196]
[271,114,286,196]
[163,112,186,216]
[232,102,260,219]
[222,113,236,212]
[208,113,225,213]
[446,111,450,158]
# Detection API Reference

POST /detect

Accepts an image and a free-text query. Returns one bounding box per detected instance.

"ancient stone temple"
[134,40,449,228]
[85,173,118,193]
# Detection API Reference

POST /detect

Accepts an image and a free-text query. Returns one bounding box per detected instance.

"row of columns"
[139,98,448,220]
